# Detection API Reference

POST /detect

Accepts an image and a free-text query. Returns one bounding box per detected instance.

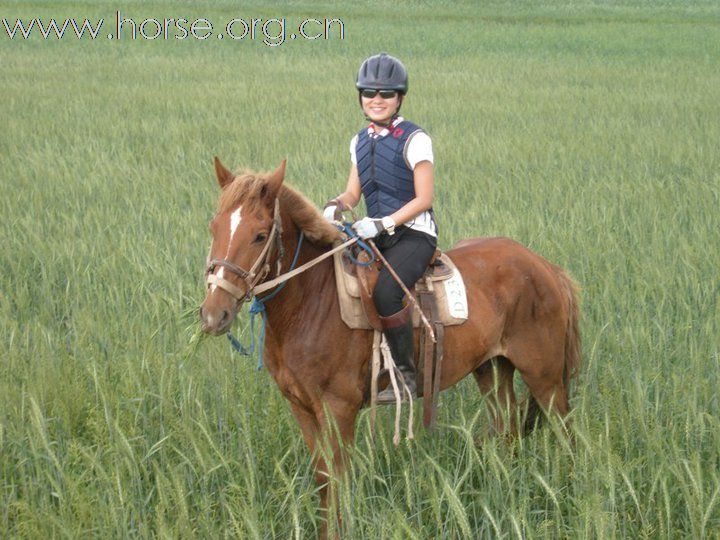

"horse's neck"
[261,219,336,343]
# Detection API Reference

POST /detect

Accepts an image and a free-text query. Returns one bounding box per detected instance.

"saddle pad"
[333,247,373,329]
[412,264,469,327]
[333,249,468,330]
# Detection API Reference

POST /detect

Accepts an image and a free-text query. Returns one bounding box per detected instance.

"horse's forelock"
[217,171,267,214]
[216,168,341,247]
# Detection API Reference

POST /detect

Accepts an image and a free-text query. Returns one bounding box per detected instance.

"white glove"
[322,204,338,222]
[323,198,345,223]
[352,216,395,239]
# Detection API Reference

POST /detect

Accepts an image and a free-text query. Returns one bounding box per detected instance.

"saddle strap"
[417,278,445,431]
[419,286,440,429]
[431,321,444,429]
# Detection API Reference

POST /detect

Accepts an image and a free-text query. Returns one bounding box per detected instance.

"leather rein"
[205,198,358,303]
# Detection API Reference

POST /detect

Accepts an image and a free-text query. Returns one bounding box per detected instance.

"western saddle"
[333,241,468,429]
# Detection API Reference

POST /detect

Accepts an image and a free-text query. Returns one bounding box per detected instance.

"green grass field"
[1,0,719,537]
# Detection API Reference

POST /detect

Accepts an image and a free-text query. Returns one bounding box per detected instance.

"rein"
[254,236,359,295]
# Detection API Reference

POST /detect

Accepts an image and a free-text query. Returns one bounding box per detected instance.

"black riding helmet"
[356,52,408,124]
[356,52,408,93]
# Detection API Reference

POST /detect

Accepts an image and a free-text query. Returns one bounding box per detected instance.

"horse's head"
[199,156,285,335]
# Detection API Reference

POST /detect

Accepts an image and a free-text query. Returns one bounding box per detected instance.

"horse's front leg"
[288,394,359,540]
[288,400,332,540]
[313,394,361,540]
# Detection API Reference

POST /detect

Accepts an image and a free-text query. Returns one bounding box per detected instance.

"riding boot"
[376,304,416,404]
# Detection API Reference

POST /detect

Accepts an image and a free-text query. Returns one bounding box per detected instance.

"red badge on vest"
[392,127,404,138]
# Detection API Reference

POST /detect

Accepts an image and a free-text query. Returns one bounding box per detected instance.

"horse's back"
[446,236,569,325]
[450,236,537,258]
[447,236,557,280]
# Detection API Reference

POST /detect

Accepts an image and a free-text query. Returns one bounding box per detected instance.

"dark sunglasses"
[360,89,398,99]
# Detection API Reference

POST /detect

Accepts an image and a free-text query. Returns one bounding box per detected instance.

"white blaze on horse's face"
[229,206,243,241]
[211,206,243,293]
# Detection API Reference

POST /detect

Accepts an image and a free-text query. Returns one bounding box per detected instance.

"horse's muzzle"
[199,305,235,336]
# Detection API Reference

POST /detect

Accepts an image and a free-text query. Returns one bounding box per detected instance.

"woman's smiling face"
[360,90,401,124]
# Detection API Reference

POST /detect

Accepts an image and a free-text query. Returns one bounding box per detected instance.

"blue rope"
[227,231,304,370]
[341,223,375,266]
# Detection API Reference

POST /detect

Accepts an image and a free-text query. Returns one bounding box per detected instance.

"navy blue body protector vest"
[355,120,436,229]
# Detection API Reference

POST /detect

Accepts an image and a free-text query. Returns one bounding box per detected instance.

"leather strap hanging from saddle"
[417,279,444,430]
[355,246,449,408]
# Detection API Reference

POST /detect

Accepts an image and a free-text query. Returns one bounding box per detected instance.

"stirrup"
[376,369,416,404]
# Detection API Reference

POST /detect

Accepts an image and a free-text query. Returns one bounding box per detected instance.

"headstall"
[205,198,284,302]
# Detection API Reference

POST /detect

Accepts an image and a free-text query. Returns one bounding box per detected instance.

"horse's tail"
[523,266,581,434]
[554,266,581,394]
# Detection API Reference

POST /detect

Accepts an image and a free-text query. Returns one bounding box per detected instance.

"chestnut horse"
[199,158,581,537]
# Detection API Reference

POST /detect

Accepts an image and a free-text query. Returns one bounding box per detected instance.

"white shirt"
[349,116,437,237]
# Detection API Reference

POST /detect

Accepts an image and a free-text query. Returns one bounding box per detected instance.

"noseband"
[205,198,284,302]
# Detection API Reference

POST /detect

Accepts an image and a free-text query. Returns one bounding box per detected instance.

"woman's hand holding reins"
[352,216,396,239]
[323,198,346,223]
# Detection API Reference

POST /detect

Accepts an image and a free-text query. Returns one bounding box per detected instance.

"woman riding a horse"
[199,52,580,540]
[323,52,437,403]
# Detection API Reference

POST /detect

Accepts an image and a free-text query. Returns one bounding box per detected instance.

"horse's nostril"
[199,306,205,322]
[219,310,229,325]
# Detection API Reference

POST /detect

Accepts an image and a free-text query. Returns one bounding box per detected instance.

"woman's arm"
[332,165,362,209]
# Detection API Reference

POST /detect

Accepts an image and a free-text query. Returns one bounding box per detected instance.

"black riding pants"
[372,227,437,317]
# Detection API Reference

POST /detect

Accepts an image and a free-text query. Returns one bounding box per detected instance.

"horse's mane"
[218,170,341,247]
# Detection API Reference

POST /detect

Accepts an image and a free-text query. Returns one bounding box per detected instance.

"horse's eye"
[254,233,268,244]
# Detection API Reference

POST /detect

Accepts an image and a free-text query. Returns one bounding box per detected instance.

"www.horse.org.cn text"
[2,11,346,46]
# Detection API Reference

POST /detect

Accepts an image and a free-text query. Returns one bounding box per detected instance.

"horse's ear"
[214,156,234,189]
[262,159,286,207]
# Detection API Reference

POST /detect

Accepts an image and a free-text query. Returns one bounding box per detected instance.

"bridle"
[205,198,284,303]
[204,197,362,304]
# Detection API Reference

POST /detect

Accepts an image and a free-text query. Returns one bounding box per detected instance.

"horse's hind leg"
[473,356,518,437]
[509,340,570,431]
